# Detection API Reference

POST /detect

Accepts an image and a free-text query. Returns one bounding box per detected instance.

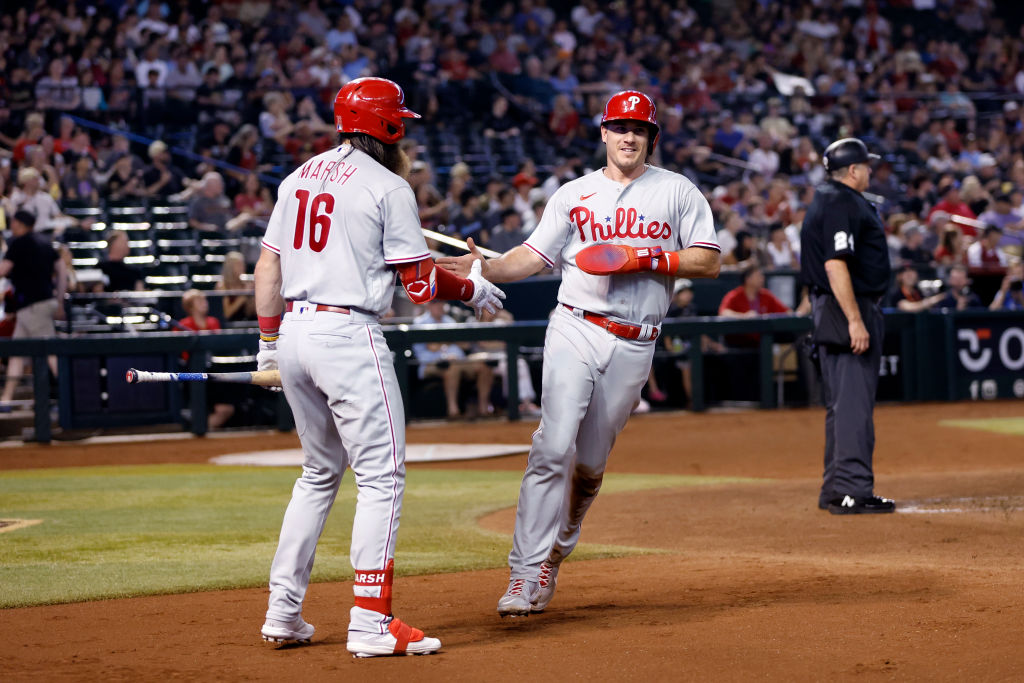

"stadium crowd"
[1,0,1024,418]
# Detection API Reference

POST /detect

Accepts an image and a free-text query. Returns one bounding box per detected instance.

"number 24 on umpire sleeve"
[293,189,335,252]
[834,231,854,252]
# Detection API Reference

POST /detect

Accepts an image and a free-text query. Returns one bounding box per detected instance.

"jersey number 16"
[293,189,335,252]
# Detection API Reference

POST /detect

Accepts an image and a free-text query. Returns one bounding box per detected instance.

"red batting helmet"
[601,90,660,151]
[334,77,421,145]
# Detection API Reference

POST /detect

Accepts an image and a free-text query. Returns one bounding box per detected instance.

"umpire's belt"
[562,304,659,341]
[285,301,351,315]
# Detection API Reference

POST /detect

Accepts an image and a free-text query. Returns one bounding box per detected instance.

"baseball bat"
[125,368,282,386]
[421,228,501,259]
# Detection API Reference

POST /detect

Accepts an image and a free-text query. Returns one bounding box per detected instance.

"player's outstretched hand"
[467,259,505,317]
[437,237,486,278]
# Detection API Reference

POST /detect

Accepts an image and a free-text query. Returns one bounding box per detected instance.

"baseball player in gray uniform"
[254,77,504,655]
[439,90,721,616]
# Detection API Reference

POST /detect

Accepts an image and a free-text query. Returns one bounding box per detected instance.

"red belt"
[285,301,351,314]
[562,304,659,341]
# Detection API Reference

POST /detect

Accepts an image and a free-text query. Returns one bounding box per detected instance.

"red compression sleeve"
[397,258,475,303]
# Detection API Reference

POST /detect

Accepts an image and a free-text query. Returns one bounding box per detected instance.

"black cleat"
[827,495,896,515]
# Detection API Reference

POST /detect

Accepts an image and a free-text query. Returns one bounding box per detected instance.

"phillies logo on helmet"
[601,90,660,151]
[569,206,671,243]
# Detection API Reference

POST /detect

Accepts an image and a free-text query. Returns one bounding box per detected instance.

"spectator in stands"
[225,125,262,179]
[166,47,203,105]
[967,226,1009,270]
[978,194,1024,232]
[959,175,991,217]
[898,223,933,267]
[765,224,798,270]
[483,95,520,139]
[718,265,790,348]
[258,91,294,147]
[98,135,143,180]
[760,98,795,143]
[929,181,978,235]
[103,153,147,204]
[34,58,80,112]
[989,260,1024,311]
[548,93,580,149]
[661,279,725,408]
[715,210,745,262]
[188,172,234,233]
[6,111,46,165]
[511,166,539,224]
[889,265,945,312]
[4,167,69,235]
[471,308,541,416]
[412,300,495,419]
[25,145,62,199]
[486,208,527,254]
[712,111,747,157]
[233,173,274,226]
[216,251,256,322]
[450,190,486,240]
[2,68,36,132]
[98,230,144,293]
[0,210,66,410]
[722,230,761,269]
[60,155,100,205]
[178,289,235,430]
[933,224,967,266]
[284,118,333,166]
[903,175,934,218]
[935,264,984,311]
[142,141,185,199]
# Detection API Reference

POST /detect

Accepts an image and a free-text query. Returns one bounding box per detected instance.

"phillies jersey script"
[261,143,431,315]
[524,165,720,324]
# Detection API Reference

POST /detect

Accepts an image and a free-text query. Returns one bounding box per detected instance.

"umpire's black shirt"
[801,179,890,297]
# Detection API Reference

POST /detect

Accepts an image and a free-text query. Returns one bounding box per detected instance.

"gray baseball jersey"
[262,143,430,315]
[524,165,719,324]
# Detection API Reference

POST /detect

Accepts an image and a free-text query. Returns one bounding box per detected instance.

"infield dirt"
[1,401,1022,681]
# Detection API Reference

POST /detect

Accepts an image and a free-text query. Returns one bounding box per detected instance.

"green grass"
[940,417,1024,436]
[0,464,760,608]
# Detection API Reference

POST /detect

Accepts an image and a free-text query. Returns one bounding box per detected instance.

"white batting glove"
[257,338,278,372]
[466,259,505,317]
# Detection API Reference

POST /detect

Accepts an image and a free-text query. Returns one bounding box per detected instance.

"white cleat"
[347,617,441,657]
[531,560,560,612]
[261,616,315,644]
[497,578,538,618]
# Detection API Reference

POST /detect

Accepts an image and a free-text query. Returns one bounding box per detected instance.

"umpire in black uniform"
[801,138,895,515]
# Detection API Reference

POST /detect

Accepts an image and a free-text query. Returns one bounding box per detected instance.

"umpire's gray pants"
[814,296,884,504]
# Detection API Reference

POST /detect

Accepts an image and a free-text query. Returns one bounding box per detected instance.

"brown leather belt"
[562,304,659,341]
[285,301,351,314]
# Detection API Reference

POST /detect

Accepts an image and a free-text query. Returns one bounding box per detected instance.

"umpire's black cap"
[823,137,880,172]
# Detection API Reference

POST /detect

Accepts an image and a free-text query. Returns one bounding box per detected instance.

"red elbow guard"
[397,258,438,304]
[398,258,474,303]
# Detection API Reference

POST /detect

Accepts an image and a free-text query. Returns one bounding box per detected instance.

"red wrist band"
[652,251,679,275]
[258,314,281,335]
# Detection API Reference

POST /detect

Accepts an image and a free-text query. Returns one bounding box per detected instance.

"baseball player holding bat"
[439,90,721,616]
[254,77,504,656]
